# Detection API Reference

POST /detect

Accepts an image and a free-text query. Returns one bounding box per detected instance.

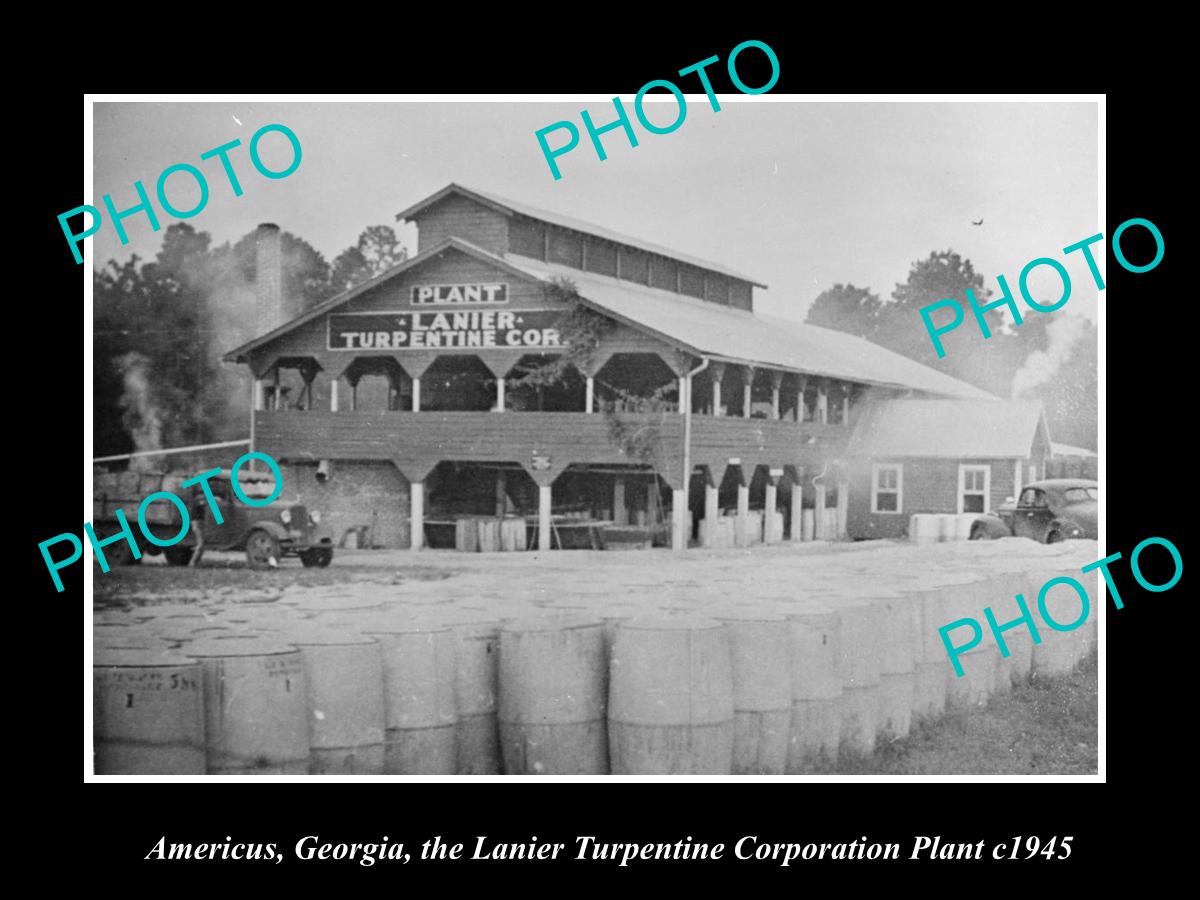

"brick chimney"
[255,223,284,335]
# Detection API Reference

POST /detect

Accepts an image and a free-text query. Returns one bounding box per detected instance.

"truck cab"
[93,467,334,569]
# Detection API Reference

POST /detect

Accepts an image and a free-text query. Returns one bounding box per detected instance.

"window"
[958,464,990,514]
[871,464,903,513]
[1064,487,1098,503]
[1018,487,1047,509]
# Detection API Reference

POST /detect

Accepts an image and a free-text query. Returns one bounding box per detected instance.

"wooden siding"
[255,409,849,488]
[508,216,545,259]
[412,193,508,255]
[729,280,753,311]
[679,265,705,300]
[846,455,1027,540]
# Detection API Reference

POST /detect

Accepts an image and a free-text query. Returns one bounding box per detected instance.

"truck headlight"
[280,509,292,525]
[309,510,321,525]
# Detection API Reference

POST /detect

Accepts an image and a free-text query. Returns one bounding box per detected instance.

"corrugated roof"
[396,183,766,287]
[507,255,994,401]
[846,399,1049,458]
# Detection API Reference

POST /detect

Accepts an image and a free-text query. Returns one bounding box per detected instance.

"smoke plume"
[115,351,163,471]
[1011,314,1088,399]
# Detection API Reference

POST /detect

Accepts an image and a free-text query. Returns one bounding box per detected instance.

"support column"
[678,376,687,415]
[841,386,851,425]
[710,362,725,417]
[790,481,803,542]
[495,470,507,516]
[742,371,753,419]
[350,379,358,412]
[496,376,505,412]
[770,371,784,420]
[703,482,719,548]
[410,482,424,550]
[735,483,750,547]
[814,482,827,539]
[613,476,628,526]
[646,478,658,525]
[1014,458,1023,500]
[817,379,829,424]
[538,484,552,551]
[764,479,779,544]
[330,378,339,412]
[253,378,264,412]
[671,489,687,552]
[412,377,421,412]
[837,480,849,539]
[796,377,807,422]
[585,376,594,413]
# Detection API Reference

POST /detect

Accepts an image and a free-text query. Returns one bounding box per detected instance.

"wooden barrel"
[781,607,841,773]
[93,647,206,774]
[362,621,458,775]
[830,600,881,758]
[498,617,608,774]
[478,518,501,552]
[450,620,503,773]
[500,517,526,551]
[283,628,385,774]
[455,518,479,552]
[185,637,310,774]
[608,617,734,774]
[871,595,915,741]
[937,577,999,710]
[708,609,791,774]
[909,514,939,545]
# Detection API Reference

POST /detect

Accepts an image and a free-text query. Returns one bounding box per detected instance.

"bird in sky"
[971,218,984,226]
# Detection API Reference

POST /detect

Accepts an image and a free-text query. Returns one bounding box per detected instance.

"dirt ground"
[93,543,1100,776]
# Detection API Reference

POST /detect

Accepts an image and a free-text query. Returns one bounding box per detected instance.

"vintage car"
[93,467,335,569]
[969,478,1098,543]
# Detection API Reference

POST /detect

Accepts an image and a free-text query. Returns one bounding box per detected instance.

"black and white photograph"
[82,95,1103,780]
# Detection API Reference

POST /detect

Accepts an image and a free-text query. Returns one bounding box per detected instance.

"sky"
[91,99,1100,325]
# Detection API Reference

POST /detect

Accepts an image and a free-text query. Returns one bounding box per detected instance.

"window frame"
[957,463,991,515]
[870,463,904,514]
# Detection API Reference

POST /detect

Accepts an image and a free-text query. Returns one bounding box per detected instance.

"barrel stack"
[91,538,1098,775]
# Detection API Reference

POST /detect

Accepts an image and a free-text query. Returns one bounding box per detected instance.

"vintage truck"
[92,467,334,569]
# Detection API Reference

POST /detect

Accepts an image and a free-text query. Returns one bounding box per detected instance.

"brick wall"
[280,460,410,549]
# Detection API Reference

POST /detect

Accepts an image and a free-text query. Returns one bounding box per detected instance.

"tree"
[330,246,372,293]
[329,225,409,293]
[805,284,884,340]
[356,225,407,276]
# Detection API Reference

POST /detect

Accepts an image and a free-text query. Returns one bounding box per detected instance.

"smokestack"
[255,223,284,335]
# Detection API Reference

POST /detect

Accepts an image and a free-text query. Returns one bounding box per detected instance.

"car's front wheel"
[245,530,282,569]
[1046,530,1064,544]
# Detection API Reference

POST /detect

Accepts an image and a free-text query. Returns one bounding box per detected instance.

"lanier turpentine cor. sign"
[327,310,563,350]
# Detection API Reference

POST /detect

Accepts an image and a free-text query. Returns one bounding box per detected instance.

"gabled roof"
[222,236,540,363]
[224,233,994,403]
[506,255,995,400]
[846,399,1050,458]
[396,183,766,288]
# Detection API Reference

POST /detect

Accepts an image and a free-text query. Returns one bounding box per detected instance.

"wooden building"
[225,184,1015,551]
[844,399,1053,540]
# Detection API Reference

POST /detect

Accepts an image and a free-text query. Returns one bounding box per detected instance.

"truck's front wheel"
[245,531,282,570]
[164,547,194,566]
[300,548,333,568]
